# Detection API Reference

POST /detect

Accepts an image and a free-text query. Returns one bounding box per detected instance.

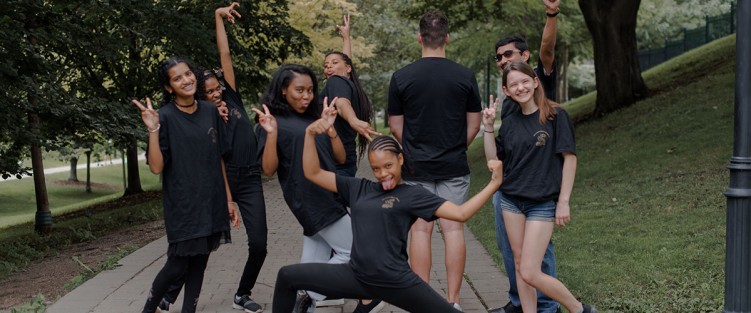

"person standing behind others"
[321,14,380,178]
[387,10,482,311]
[488,1,561,313]
[132,56,240,313]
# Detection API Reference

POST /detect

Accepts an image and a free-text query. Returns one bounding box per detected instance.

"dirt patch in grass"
[51,179,121,191]
[0,220,165,310]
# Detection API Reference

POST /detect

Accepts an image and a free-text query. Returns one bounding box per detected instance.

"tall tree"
[579,0,648,115]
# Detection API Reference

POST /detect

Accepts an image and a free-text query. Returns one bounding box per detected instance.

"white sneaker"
[451,302,463,312]
[315,298,345,307]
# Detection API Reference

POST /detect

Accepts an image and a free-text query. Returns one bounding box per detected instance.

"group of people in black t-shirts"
[132,1,597,313]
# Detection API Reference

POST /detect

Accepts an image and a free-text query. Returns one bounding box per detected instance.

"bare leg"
[503,211,537,313]
[519,221,583,313]
[409,219,434,283]
[440,218,466,303]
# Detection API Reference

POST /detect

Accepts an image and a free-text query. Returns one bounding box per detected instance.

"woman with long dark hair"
[320,15,379,177]
[132,56,239,313]
[253,64,355,311]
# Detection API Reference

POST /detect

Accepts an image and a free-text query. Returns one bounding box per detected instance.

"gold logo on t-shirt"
[232,108,242,119]
[534,131,549,147]
[382,196,400,209]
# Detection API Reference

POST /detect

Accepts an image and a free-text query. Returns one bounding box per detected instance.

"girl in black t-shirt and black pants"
[482,61,595,313]
[132,56,240,313]
[268,101,504,312]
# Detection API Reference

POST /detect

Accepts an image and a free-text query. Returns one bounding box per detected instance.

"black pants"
[142,254,210,313]
[272,263,460,313]
[163,166,268,302]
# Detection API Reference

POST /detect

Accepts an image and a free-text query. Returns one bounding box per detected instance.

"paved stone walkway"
[47,161,509,313]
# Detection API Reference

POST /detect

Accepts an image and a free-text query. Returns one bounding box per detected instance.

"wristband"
[148,124,160,133]
[484,130,494,133]
[546,10,560,17]
[329,133,338,139]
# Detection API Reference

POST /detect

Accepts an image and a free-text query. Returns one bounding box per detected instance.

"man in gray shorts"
[387,10,482,311]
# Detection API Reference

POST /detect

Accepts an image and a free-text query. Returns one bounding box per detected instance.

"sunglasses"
[494,50,522,61]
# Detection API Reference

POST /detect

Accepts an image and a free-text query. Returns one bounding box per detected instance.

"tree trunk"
[383,111,389,128]
[579,0,649,116]
[123,138,143,195]
[85,150,92,193]
[559,42,570,103]
[29,109,52,235]
[67,157,79,182]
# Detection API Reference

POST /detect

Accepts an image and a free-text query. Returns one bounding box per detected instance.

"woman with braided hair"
[270,122,503,313]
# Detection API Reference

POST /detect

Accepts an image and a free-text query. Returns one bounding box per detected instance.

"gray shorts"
[407,174,470,205]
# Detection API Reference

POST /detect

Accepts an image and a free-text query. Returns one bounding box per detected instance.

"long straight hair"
[502,61,559,124]
[325,51,373,159]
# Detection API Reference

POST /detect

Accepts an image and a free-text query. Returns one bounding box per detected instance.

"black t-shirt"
[501,58,557,120]
[157,101,230,243]
[257,113,347,236]
[335,176,446,288]
[388,57,482,180]
[320,75,360,167]
[496,108,575,201]
[222,83,259,170]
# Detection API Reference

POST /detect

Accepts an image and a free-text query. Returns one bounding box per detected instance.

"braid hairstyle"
[156,56,201,106]
[325,51,374,160]
[502,61,559,125]
[195,67,225,101]
[368,136,415,176]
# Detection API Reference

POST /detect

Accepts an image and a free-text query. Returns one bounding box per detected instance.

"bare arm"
[132,98,163,174]
[221,159,240,228]
[337,14,352,58]
[483,96,500,161]
[466,112,481,146]
[555,152,577,226]
[251,105,279,176]
[215,2,241,89]
[540,0,560,74]
[334,98,380,141]
[303,124,338,193]
[328,127,346,164]
[303,98,340,192]
[435,160,503,222]
[389,115,404,143]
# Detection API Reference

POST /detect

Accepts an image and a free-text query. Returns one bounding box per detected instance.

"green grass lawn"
[0,160,161,228]
[466,35,735,312]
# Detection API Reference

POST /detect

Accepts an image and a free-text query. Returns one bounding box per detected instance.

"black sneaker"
[292,291,313,313]
[158,298,171,312]
[353,299,387,313]
[488,301,522,313]
[233,294,263,313]
[582,304,597,313]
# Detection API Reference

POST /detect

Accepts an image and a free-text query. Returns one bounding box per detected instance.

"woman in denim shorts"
[481,61,595,313]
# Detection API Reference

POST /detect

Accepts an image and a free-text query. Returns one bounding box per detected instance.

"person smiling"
[253,65,354,312]
[269,104,503,312]
[132,56,240,313]
[482,61,595,313]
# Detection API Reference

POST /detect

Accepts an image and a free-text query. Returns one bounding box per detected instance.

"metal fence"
[639,2,736,71]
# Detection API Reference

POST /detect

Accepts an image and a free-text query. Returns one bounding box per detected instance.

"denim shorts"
[499,193,556,222]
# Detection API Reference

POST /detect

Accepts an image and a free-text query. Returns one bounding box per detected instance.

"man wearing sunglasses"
[489,1,561,313]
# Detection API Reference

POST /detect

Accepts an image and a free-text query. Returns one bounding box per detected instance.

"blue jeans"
[493,191,559,312]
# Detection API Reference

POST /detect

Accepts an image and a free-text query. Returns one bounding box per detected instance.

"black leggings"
[142,254,210,313]
[272,263,460,313]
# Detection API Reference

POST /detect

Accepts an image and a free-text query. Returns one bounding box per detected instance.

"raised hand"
[251,104,277,134]
[487,160,503,185]
[543,0,560,14]
[132,98,159,131]
[483,95,500,132]
[217,2,241,24]
[217,101,229,123]
[320,96,338,127]
[336,14,350,39]
[349,119,381,142]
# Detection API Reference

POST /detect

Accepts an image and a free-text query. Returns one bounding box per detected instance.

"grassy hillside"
[467,34,736,312]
